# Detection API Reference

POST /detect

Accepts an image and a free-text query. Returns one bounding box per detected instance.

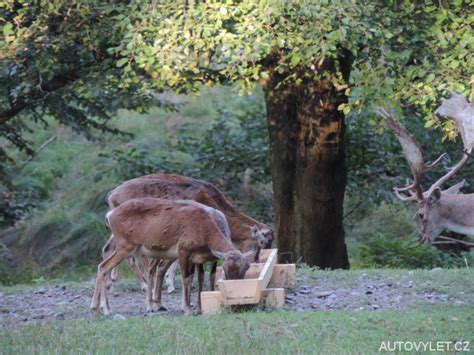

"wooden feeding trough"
[201,249,296,315]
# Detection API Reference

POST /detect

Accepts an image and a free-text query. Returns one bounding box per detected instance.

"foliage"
[94,91,270,191]
[96,145,184,182]
[0,1,155,153]
[2,1,472,153]
[0,190,34,227]
[0,89,274,271]
[346,106,474,206]
[176,94,270,191]
[354,235,472,269]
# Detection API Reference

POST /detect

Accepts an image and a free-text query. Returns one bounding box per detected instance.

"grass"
[0,305,472,354]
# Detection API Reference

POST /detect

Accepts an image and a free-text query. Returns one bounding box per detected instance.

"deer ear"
[444,179,465,194]
[250,225,259,238]
[428,188,442,205]
[211,250,226,260]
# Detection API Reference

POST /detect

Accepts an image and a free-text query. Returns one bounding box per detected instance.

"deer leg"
[127,254,148,291]
[187,263,195,307]
[91,245,136,315]
[101,235,118,289]
[209,261,217,291]
[152,259,175,311]
[196,263,205,314]
[138,252,150,290]
[165,260,178,294]
[145,258,160,312]
[178,254,194,316]
[110,267,119,284]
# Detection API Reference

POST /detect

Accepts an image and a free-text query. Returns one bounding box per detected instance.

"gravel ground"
[1,268,471,326]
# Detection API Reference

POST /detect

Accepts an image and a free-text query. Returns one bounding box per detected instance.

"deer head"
[377,93,474,246]
[211,250,252,279]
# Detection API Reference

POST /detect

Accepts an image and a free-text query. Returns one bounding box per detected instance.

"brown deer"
[91,198,252,316]
[105,174,273,292]
[108,174,274,251]
[377,93,474,246]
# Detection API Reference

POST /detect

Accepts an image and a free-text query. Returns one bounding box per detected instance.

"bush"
[353,235,472,269]
[95,92,273,222]
[346,202,416,241]
[176,95,270,190]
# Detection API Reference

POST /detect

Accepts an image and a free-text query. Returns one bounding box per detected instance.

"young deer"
[377,93,474,246]
[91,198,252,315]
[105,174,273,292]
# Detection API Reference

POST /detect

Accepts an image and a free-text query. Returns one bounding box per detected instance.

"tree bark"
[262,62,350,269]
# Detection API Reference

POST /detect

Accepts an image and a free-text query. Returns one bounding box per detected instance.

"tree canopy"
[1,1,472,153]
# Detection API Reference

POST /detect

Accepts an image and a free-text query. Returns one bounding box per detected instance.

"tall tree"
[1,1,472,268]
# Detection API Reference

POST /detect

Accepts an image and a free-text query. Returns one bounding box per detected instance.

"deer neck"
[438,193,474,234]
[226,212,266,242]
[207,231,236,253]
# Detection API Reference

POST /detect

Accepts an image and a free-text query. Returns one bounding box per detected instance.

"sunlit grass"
[0,304,472,354]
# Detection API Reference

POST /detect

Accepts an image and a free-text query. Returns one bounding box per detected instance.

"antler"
[376,108,446,202]
[427,93,474,193]
[435,93,474,152]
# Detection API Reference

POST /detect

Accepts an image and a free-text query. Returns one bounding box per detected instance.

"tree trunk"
[262,63,349,269]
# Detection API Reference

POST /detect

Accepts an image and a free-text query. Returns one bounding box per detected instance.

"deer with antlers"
[377,93,474,247]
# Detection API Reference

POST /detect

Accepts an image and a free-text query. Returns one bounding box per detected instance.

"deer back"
[107,198,231,252]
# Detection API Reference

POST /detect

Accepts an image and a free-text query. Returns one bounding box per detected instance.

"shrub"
[353,235,472,269]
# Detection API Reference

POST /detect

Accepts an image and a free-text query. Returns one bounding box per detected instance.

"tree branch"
[0,102,29,124]
[0,70,82,125]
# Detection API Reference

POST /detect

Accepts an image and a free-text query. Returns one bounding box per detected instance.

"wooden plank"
[258,248,278,287]
[269,264,296,288]
[217,249,278,305]
[218,279,261,305]
[258,249,272,262]
[260,288,285,309]
[201,291,222,315]
[245,263,264,279]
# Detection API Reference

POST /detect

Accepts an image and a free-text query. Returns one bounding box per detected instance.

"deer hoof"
[157,304,168,312]
[102,307,111,316]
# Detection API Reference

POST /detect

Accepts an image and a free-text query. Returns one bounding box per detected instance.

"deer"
[104,173,273,294]
[91,197,253,316]
[108,173,274,252]
[377,92,474,247]
[143,199,258,313]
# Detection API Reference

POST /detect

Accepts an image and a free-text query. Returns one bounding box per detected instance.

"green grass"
[0,305,472,354]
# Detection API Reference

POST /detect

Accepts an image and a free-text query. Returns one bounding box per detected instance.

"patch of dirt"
[0,272,470,326]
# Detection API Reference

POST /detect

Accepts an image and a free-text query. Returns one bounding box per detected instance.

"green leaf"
[116,58,128,67]
[290,54,301,67]
[3,23,13,36]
